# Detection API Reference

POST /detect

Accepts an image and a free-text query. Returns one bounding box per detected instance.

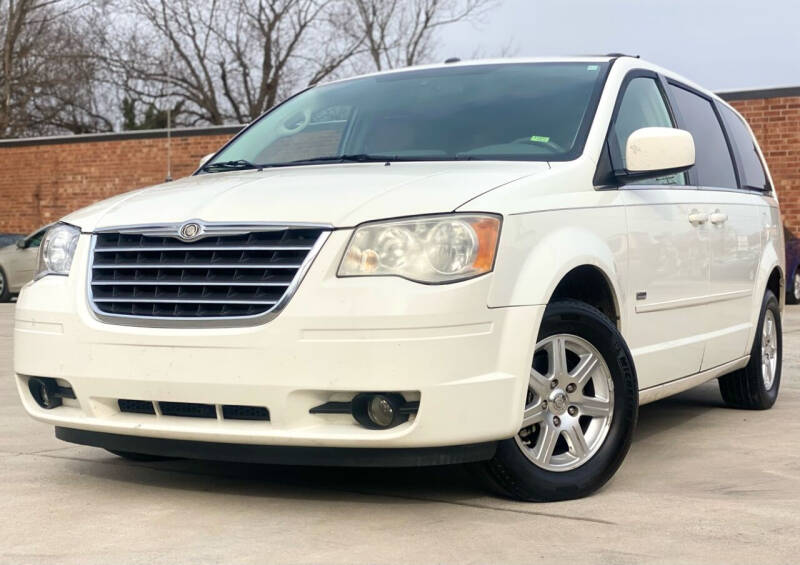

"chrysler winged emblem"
[179,222,202,240]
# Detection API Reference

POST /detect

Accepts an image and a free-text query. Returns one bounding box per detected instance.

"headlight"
[35,223,81,279]
[338,214,501,283]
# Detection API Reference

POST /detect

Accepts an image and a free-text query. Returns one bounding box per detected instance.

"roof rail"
[605,53,640,58]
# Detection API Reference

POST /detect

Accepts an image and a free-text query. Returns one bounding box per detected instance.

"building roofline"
[0,124,243,148]
[1,79,798,149]
[717,85,800,101]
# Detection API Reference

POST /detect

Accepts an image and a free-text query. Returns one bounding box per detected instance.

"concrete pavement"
[1,302,799,564]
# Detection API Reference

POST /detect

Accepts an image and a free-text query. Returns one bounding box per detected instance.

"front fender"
[488,209,627,323]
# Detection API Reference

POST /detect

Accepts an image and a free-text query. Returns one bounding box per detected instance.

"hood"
[64,161,549,231]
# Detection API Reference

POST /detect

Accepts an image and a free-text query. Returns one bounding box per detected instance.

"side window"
[26,230,46,249]
[667,84,737,189]
[612,77,686,185]
[718,105,770,191]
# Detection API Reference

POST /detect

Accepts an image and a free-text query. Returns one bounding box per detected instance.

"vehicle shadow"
[55,382,729,503]
[635,380,726,443]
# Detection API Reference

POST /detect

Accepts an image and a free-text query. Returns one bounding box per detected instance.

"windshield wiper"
[201,159,260,173]
[275,154,400,166]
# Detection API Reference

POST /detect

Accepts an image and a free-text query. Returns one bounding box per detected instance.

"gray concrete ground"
[1,302,799,565]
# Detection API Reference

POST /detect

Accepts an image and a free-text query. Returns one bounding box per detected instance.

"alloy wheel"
[515,334,614,472]
[794,273,800,302]
[761,309,778,390]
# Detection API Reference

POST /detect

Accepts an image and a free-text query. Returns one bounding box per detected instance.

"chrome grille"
[89,224,327,323]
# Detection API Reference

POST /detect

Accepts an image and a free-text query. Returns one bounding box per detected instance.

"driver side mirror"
[16,239,25,249]
[617,127,695,181]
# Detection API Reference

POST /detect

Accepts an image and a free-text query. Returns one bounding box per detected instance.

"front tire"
[0,267,10,303]
[477,300,638,502]
[718,290,782,410]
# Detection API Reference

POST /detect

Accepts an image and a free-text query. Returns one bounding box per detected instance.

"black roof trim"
[717,86,800,101]
[0,124,244,148]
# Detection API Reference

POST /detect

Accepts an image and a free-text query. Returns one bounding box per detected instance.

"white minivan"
[15,56,783,501]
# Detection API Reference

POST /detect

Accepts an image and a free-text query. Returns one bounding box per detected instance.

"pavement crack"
[333,489,617,525]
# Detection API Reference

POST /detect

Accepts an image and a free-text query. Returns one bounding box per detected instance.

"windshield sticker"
[529,135,550,143]
[587,65,599,71]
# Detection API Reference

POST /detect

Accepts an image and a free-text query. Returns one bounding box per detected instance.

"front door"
[608,74,712,388]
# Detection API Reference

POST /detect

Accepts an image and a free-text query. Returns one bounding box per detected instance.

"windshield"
[206,62,610,170]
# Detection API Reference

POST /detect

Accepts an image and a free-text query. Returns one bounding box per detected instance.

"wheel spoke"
[529,368,550,397]
[570,352,598,387]
[547,336,568,378]
[579,396,612,418]
[521,402,546,428]
[564,423,589,459]
[532,424,559,466]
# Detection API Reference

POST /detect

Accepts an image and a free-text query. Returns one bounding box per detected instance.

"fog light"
[352,393,407,430]
[29,377,62,409]
[368,396,395,428]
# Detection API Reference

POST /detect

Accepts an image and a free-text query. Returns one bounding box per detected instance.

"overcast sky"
[438,0,800,91]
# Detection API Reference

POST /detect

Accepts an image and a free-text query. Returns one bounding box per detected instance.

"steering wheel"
[512,137,566,153]
[277,108,312,136]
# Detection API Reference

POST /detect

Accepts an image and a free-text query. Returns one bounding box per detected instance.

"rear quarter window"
[718,105,770,191]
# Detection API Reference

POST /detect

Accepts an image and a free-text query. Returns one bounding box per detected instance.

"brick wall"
[0,90,798,235]
[727,92,800,236]
[0,127,240,234]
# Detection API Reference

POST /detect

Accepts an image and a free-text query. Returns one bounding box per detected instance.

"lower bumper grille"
[118,399,270,422]
[160,401,216,419]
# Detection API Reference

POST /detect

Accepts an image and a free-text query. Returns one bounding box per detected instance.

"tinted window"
[27,229,46,248]
[209,62,610,168]
[668,84,737,188]
[719,105,769,191]
[612,77,686,185]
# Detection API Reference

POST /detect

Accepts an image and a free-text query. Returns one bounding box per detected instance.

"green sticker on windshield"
[587,64,599,71]
[529,135,550,143]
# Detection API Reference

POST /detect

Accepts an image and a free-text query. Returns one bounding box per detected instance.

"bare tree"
[104,0,494,127]
[102,0,367,126]
[0,0,112,137]
[0,0,496,136]
[349,0,493,71]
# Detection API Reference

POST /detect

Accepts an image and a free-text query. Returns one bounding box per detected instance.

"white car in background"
[0,226,48,302]
[14,56,783,501]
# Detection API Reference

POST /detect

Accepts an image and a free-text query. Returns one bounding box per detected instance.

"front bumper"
[15,230,543,452]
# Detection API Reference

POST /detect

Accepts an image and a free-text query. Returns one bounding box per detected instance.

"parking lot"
[1,302,799,564]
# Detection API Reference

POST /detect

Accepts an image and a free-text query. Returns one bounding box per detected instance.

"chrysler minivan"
[15,55,783,501]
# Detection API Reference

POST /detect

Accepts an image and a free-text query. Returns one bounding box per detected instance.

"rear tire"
[718,290,781,410]
[0,268,10,303]
[476,300,638,502]
[786,271,800,304]
[107,449,174,462]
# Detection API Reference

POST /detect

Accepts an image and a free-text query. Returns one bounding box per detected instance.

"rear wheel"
[718,290,782,410]
[0,268,10,303]
[476,300,638,501]
[787,271,800,304]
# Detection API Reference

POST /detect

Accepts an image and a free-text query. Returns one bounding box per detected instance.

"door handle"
[709,210,728,225]
[688,210,708,226]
